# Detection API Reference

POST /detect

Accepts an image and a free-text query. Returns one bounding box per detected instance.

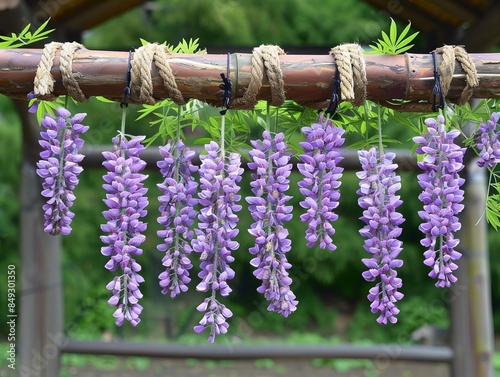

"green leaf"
[95,96,115,103]
[389,18,397,44]
[193,137,213,145]
[394,44,415,54]
[395,32,419,50]
[486,196,500,230]
[396,21,412,45]
[381,30,392,47]
[19,23,31,38]
[32,18,52,37]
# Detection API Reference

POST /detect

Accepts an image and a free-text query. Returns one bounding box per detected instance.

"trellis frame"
[4,47,495,377]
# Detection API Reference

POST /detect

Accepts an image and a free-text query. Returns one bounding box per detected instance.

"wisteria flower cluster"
[157,139,199,298]
[357,147,404,324]
[298,114,345,250]
[474,112,500,168]
[246,131,298,317]
[192,141,243,343]
[414,116,465,288]
[101,134,149,327]
[36,108,89,235]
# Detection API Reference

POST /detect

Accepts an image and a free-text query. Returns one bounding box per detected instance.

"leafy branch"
[0,19,53,49]
[369,18,419,55]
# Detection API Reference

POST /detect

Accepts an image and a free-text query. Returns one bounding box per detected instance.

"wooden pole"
[0,48,499,108]
[17,103,64,377]
[461,159,495,377]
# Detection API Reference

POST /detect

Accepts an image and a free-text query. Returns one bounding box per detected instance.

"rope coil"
[231,44,286,109]
[330,43,367,107]
[436,45,479,106]
[34,41,88,102]
[129,43,186,105]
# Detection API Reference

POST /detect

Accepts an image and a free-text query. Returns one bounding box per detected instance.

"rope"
[34,41,62,100]
[232,44,285,109]
[129,43,186,105]
[436,45,479,105]
[130,43,156,104]
[330,43,367,106]
[153,44,186,105]
[34,42,88,102]
[60,42,87,102]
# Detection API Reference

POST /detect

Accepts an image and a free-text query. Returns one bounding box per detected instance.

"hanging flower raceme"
[36,108,89,236]
[298,114,345,250]
[246,131,298,317]
[157,139,198,298]
[101,134,149,327]
[357,147,404,324]
[475,112,500,168]
[413,116,465,288]
[192,141,243,343]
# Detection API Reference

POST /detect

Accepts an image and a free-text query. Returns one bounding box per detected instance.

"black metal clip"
[325,64,340,117]
[432,50,444,112]
[219,52,232,115]
[121,50,132,108]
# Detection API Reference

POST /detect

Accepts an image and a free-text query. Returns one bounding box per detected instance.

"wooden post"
[18,110,64,377]
[462,159,495,377]
[451,153,494,377]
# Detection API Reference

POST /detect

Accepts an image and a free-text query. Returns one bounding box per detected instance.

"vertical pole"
[450,224,473,377]
[18,115,64,376]
[461,159,495,377]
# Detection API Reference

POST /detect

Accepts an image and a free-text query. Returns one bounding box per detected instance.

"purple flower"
[101,134,149,327]
[157,139,198,298]
[36,108,88,235]
[27,91,39,113]
[413,115,465,288]
[298,114,345,250]
[475,112,500,168]
[192,141,243,342]
[246,131,298,317]
[357,147,404,324]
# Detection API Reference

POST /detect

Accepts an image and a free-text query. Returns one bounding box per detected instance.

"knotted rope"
[436,45,479,105]
[60,42,87,102]
[34,42,62,100]
[232,44,286,109]
[330,43,367,106]
[34,42,88,102]
[129,43,186,105]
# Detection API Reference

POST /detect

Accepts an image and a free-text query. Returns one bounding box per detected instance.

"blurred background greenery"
[1,0,500,353]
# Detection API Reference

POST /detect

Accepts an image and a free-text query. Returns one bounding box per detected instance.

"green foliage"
[312,358,375,375]
[28,95,66,123]
[369,18,419,55]
[84,0,387,50]
[486,183,500,230]
[139,37,205,54]
[0,18,53,49]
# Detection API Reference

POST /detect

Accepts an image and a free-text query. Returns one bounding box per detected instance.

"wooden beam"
[410,0,478,26]
[0,48,500,110]
[457,2,500,51]
[32,0,145,30]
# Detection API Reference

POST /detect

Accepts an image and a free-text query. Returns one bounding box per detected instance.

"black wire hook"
[325,63,340,117]
[121,50,132,108]
[219,52,232,115]
[431,50,444,112]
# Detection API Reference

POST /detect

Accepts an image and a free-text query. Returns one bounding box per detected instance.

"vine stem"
[220,112,226,158]
[120,105,127,136]
[377,102,383,155]
[266,101,271,133]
